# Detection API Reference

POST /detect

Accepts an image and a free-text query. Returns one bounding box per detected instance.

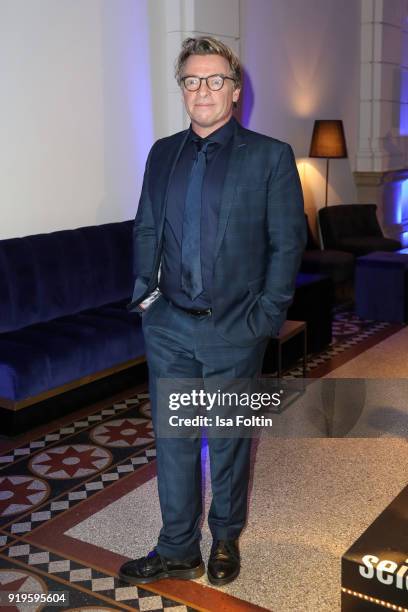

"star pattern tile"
[0,477,49,518]
[28,445,112,480]
[90,418,154,447]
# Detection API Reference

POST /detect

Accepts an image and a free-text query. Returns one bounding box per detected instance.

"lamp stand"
[325,158,330,207]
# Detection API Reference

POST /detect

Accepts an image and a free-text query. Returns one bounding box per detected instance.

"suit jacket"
[129,119,306,347]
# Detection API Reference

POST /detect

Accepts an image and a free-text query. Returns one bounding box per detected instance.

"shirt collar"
[189,116,235,147]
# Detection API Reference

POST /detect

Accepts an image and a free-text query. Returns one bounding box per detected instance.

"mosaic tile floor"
[0,308,403,611]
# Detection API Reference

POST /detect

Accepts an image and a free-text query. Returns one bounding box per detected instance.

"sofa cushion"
[319,204,384,248]
[0,221,134,333]
[0,301,144,401]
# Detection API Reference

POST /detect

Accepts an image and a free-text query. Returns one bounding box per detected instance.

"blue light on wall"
[400,70,408,135]
[383,178,408,246]
[400,232,408,248]
[395,178,408,224]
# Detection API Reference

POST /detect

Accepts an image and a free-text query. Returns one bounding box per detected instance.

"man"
[119,36,306,586]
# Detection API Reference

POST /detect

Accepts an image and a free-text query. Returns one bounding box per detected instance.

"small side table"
[270,320,307,378]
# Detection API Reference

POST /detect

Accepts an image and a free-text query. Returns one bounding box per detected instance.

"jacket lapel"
[213,122,248,261]
[156,130,189,240]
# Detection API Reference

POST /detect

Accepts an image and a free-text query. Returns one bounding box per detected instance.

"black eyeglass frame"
[180,74,236,91]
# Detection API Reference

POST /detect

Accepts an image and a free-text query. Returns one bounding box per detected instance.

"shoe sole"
[207,566,240,586]
[119,562,205,585]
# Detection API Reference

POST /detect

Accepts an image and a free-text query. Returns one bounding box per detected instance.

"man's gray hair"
[175,36,242,89]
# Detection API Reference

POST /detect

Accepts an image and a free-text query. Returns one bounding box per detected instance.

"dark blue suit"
[130,119,306,560]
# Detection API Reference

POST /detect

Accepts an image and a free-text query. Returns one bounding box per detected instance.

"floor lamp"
[309,120,348,207]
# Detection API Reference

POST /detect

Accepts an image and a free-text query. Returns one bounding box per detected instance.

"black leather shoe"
[207,539,240,586]
[118,549,205,584]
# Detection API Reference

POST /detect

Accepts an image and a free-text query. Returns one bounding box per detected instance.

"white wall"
[0,0,153,239]
[0,0,362,239]
[100,0,154,226]
[240,0,361,231]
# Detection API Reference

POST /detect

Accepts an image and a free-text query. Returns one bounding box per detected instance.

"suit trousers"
[141,295,269,560]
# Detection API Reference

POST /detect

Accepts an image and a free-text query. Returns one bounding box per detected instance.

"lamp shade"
[309,120,348,158]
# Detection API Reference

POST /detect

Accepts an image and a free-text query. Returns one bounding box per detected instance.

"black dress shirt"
[159,116,234,309]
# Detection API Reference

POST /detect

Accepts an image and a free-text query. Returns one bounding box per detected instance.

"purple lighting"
[396,179,408,225]
[384,177,408,229]
[400,71,408,135]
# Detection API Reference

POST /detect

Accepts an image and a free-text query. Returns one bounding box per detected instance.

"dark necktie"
[181,140,210,300]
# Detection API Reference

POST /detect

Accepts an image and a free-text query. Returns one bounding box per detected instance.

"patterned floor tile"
[90,418,154,448]
[0,397,143,467]
[0,542,193,611]
[29,445,112,480]
[0,476,50,519]
[4,445,156,536]
[0,533,15,550]
[0,396,155,535]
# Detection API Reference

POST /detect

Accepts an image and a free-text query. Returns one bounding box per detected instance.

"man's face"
[181,54,240,137]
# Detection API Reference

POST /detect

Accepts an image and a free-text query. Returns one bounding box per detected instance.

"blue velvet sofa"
[0,221,144,416]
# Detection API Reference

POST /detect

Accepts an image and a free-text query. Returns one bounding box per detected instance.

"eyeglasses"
[180,74,235,92]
